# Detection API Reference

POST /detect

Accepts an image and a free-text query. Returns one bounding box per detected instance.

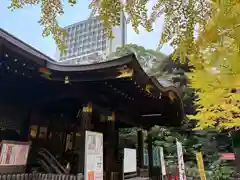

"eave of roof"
[0,28,54,64]
[0,28,184,126]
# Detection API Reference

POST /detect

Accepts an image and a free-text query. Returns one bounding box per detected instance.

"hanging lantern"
[39,67,50,74]
[168,91,176,101]
[107,112,115,121]
[117,68,133,78]
[159,92,162,99]
[112,112,115,121]
[82,103,92,113]
[39,67,51,79]
[87,103,93,113]
[145,84,153,93]
[65,76,70,84]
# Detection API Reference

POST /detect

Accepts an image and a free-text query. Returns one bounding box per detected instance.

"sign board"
[176,140,186,180]
[124,148,137,173]
[84,131,103,180]
[0,141,30,166]
[153,147,160,166]
[196,152,206,180]
[220,153,235,160]
[159,147,166,175]
[144,147,163,166]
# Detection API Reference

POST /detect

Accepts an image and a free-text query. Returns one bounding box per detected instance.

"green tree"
[207,159,233,180]
[146,127,234,179]
[108,44,166,74]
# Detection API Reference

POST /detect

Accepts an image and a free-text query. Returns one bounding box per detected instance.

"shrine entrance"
[0,29,184,179]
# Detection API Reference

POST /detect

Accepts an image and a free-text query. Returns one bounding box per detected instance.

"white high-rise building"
[55,13,127,65]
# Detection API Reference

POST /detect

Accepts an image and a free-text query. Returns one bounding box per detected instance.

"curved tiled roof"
[0,28,184,127]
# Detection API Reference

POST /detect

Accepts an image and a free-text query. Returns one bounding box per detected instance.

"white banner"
[84,131,103,180]
[176,140,186,180]
[159,147,166,175]
[124,148,137,173]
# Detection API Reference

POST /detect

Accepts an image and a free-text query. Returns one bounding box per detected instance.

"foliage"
[108,44,166,74]
[119,127,138,148]
[148,127,234,178]
[8,0,70,53]
[206,159,233,180]
[185,1,240,129]
[184,161,200,178]
[188,67,240,130]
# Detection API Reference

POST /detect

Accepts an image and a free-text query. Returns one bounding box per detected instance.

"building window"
[103,34,107,39]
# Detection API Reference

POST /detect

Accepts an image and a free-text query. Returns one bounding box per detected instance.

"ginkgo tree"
[7,0,240,129]
[186,1,240,129]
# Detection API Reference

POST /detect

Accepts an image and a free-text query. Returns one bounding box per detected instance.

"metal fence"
[0,173,84,180]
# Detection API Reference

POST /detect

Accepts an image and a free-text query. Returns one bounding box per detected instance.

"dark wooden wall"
[0,101,29,135]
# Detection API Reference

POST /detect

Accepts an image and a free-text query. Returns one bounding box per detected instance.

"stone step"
[126,178,149,180]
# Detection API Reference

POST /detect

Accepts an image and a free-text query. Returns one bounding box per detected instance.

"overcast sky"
[0,0,173,59]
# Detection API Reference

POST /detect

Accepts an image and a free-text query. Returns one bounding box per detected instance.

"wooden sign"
[0,141,30,166]
[196,152,206,180]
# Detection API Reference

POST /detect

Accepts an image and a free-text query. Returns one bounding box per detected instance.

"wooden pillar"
[74,103,92,174]
[0,44,4,81]
[137,130,144,175]
[105,112,118,179]
[114,126,120,162]
[232,131,240,178]
[115,126,122,180]
[147,130,153,179]
[21,110,31,141]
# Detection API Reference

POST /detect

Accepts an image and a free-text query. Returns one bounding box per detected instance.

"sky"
[0,0,173,59]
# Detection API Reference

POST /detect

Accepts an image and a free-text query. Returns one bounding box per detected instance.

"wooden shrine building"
[0,28,184,179]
